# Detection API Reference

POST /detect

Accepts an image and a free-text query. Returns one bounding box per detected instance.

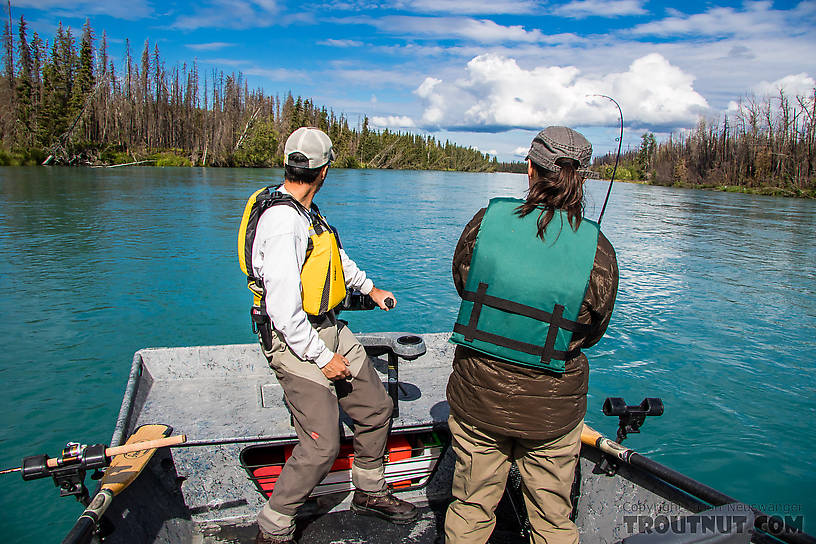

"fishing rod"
[588,94,624,225]
[1,434,186,476]
[1,425,184,544]
[1,432,185,508]
[2,422,436,477]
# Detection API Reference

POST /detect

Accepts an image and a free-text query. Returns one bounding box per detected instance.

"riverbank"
[0,143,501,172]
[0,144,506,173]
[596,176,816,199]
[692,183,816,198]
[3,148,813,198]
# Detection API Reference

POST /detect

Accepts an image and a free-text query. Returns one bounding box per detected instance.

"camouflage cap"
[526,126,593,175]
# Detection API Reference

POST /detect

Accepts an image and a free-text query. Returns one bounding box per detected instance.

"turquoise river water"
[0,166,814,542]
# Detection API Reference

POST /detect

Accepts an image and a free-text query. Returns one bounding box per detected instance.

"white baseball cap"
[284,127,336,169]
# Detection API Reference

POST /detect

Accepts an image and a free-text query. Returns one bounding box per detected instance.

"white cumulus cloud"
[630,1,815,38]
[15,0,152,19]
[753,73,815,97]
[371,115,417,128]
[414,53,709,131]
[186,42,236,51]
[244,67,310,81]
[171,0,281,30]
[728,73,816,113]
[319,38,365,47]
[350,15,547,43]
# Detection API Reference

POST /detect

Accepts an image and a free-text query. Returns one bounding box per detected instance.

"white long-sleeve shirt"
[251,186,373,367]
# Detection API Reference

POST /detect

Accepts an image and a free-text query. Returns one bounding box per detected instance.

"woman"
[444,126,619,544]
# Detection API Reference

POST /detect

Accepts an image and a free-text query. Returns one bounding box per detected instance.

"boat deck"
[104,332,703,544]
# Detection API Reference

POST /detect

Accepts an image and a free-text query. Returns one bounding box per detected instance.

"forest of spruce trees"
[0,14,499,171]
[1,11,814,197]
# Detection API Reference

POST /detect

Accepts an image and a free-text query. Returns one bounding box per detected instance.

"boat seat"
[619,503,756,544]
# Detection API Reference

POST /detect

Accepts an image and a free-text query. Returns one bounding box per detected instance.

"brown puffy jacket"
[446,207,619,441]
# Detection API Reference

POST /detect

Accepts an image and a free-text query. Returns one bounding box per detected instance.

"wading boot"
[255,529,295,544]
[351,489,418,524]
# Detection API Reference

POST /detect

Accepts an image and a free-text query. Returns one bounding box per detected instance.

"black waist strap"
[307,311,335,325]
[457,282,588,364]
[454,323,581,362]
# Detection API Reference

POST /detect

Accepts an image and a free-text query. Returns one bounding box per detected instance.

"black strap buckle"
[250,306,268,335]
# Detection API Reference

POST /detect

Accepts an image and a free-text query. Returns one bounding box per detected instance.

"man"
[444,126,619,544]
[246,127,417,544]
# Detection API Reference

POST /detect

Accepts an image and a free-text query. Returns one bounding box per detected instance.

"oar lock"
[597,397,664,476]
[22,442,109,505]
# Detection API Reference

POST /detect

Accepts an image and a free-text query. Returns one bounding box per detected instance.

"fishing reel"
[603,397,664,444]
[21,442,108,505]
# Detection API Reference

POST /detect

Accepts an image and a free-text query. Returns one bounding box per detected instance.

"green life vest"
[450,198,600,373]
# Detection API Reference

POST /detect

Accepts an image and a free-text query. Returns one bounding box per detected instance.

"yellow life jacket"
[238,186,347,318]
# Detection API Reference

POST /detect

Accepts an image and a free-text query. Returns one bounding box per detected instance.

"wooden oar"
[62,424,181,544]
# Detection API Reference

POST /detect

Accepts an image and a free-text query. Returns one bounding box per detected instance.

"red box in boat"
[241,431,444,498]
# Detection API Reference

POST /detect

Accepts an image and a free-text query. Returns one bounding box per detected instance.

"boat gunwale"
[111,350,144,448]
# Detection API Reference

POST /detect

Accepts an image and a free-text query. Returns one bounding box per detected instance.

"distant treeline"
[593,91,816,197]
[0,15,501,172]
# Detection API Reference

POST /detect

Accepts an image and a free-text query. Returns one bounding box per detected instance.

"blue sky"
[15,0,816,160]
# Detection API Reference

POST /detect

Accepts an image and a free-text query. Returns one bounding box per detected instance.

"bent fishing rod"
[588,94,623,225]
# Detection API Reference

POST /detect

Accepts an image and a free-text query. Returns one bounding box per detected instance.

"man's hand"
[321,352,351,381]
[369,287,397,311]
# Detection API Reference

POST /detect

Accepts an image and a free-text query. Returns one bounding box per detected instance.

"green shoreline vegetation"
[591,95,816,199]
[1,14,814,198]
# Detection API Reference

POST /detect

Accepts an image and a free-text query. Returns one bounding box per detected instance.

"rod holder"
[602,397,664,444]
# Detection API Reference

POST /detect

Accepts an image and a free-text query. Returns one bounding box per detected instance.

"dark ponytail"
[515,158,584,240]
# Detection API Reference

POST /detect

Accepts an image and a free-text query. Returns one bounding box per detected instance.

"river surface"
[0,166,814,542]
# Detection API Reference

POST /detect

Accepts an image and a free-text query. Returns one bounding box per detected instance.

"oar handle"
[45,435,186,469]
[581,423,633,462]
[580,423,603,446]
